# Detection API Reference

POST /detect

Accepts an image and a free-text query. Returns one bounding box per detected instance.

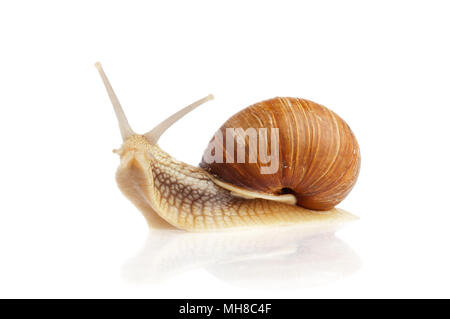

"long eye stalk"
[144,94,214,144]
[95,62,134,140]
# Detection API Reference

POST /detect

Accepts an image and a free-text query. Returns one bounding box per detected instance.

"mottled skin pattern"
[115,135,355,232]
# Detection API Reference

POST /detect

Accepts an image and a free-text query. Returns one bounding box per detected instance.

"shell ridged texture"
[200,97,361,210]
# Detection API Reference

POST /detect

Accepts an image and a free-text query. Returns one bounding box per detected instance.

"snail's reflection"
[122,223,360,289]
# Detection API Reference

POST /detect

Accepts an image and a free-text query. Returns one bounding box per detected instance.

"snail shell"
[200,97,361,211]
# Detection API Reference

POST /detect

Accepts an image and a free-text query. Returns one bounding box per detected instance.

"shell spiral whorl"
[200,97,361,211]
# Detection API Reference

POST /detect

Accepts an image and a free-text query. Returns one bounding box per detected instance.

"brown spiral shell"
[200,97,361,211]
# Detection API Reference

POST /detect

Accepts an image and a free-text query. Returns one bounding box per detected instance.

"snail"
[95,63,360,232]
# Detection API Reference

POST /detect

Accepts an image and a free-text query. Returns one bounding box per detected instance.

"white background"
[0,1,449,298]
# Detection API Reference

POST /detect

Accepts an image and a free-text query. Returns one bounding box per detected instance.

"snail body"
[96,63,360,231]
